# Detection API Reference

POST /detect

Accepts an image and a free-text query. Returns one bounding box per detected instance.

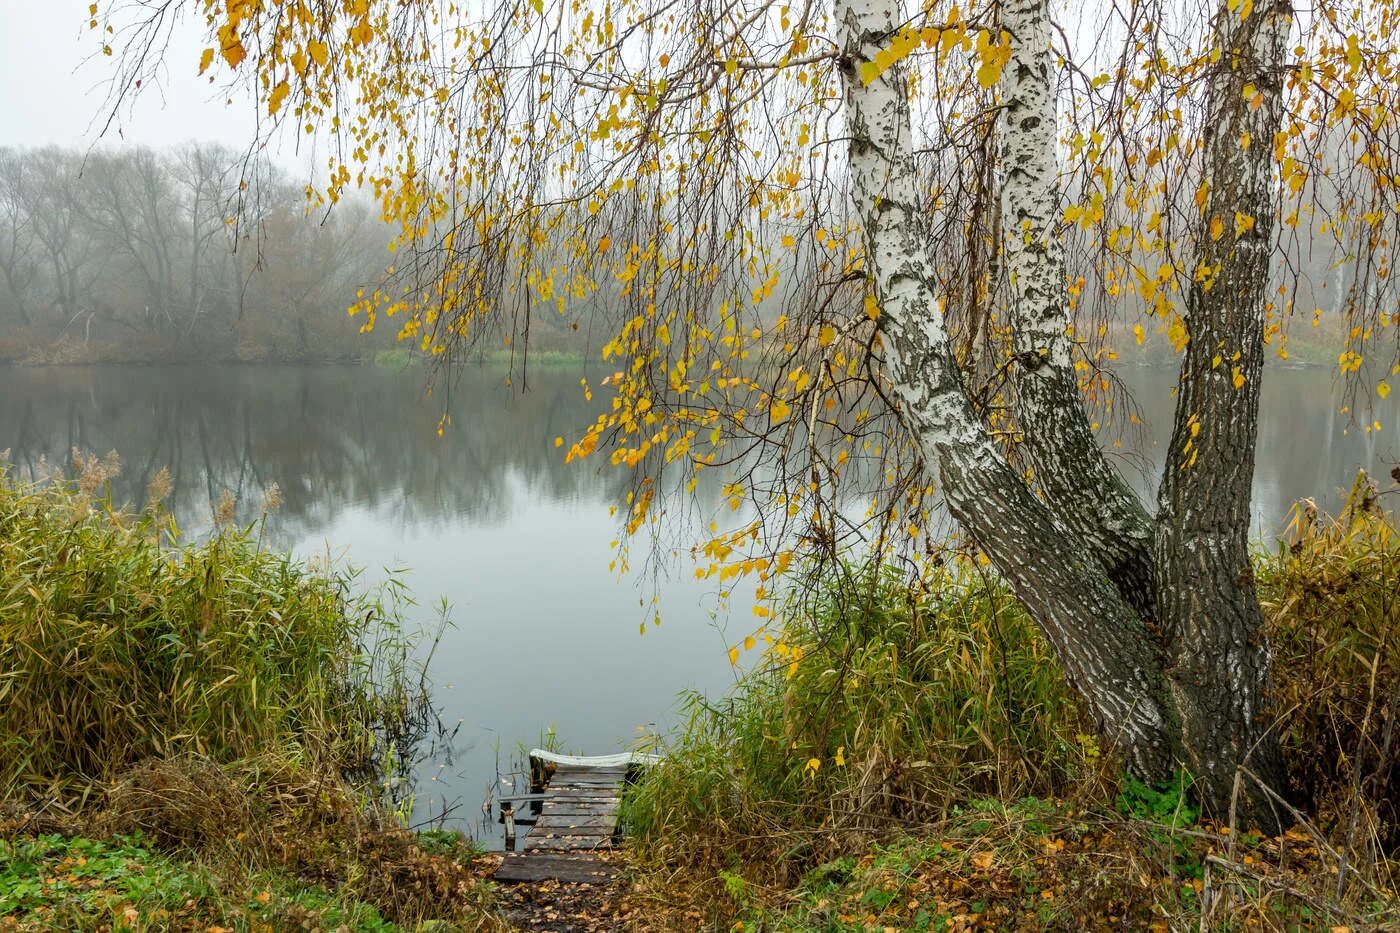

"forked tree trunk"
[833,0,1177,781]
[834,0,1292,831]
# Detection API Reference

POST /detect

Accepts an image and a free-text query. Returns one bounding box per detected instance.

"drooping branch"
[834,0,1176,780]
[997,0,1156,613]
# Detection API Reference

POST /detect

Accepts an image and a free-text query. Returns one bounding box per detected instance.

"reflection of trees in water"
[1,364,1392,546]
[1112,365,1400,533]
[0,365,638,541]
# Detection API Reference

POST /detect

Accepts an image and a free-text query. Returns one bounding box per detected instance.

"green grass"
[373,346,596,370]
[0,831,490,931]
[373,347,422,369]
[482,348,592,366]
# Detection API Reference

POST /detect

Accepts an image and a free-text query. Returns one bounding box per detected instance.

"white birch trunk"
[832,0,1176,778]
[997,0,1155,610]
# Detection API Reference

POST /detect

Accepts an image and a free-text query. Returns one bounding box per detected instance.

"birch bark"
[833,0,1177,780]
[996,0,1157,614]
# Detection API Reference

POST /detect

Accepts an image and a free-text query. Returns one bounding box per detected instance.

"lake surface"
[1,362,1396,844]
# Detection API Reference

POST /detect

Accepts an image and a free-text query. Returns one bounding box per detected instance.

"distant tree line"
[0,143,402,363]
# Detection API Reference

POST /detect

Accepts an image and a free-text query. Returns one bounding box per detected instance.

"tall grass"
[624,561,1091,874]
[1262,472,1400,866]
[0,459,439,812]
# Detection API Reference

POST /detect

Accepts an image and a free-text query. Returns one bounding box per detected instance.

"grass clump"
[0,461,502,931]
[0,460,428,806]
[1263,472,1400,855]
[624,561,1090,877]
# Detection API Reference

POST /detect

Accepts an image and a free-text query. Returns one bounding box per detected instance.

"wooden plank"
[547,793,621,802]
[532,823,614,837]
[550,767,629,780]
[529,748,659,769]
[493,854,617,884]
[538,812,617,823]
[525,839,612,853]
[535,811,616,825]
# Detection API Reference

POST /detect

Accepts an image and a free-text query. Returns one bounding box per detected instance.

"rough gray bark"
[996,0,1157,615]
[1155,0,1292,829]
[833,0,1177,780]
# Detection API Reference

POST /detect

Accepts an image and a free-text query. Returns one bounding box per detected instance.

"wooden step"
[494,853,617,884]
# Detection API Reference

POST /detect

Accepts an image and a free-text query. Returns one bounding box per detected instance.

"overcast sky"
[0,2,265,155]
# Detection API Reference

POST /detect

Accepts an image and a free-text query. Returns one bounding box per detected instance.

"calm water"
[1,362,1396,842]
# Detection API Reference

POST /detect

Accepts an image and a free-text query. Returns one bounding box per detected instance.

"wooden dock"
[492,749,656,884]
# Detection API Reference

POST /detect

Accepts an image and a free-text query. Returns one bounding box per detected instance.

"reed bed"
[0,459,434,808]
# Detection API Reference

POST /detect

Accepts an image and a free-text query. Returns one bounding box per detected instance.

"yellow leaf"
[818,324,836,348]
[307,40,329,67]
[198,47,215,75]
[976,57,1004,89]
[770,399,791,422]
[972,851,995,871]
[728,646,740,665]
[597,235,611,252]
[1133,323,1145,345]
[267,80,290,116]
[804,757,821,775]
[743,635,756,650]
[349,18,374,47]
[1379,381,1392,399]
[221,39,246,69]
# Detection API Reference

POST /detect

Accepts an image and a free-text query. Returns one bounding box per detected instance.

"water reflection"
[1110,364,1399,535]
[0,361,1395,842]
[0,364,634,538]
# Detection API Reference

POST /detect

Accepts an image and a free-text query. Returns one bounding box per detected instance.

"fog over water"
[1,361,1396,843]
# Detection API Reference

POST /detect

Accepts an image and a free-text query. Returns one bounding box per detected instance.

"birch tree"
[96,0,1400,828]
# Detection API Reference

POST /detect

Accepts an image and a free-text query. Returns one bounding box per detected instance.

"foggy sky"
[0,2,284,161]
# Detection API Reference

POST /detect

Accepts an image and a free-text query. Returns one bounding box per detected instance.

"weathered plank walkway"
[492,749,656,884]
